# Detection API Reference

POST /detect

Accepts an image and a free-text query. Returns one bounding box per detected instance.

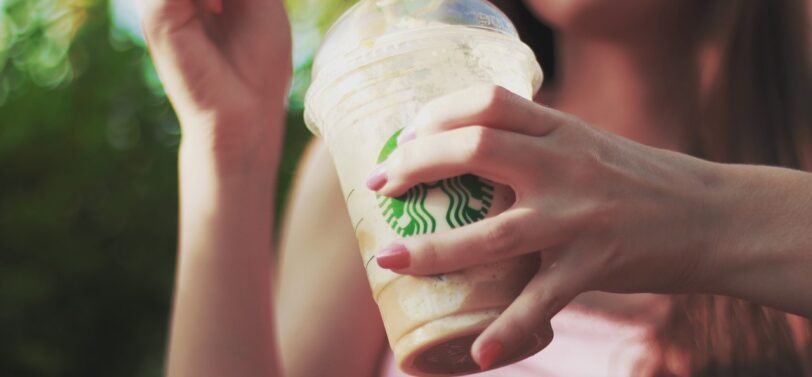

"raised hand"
[138,0,292,164]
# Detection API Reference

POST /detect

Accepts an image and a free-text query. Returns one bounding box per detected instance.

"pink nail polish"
[477,341,504,371]
[366,165,388,191]
[397,126,416,145]
[376,244,410,269]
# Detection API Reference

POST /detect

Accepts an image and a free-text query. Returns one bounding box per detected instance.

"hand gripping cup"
[304,0,543,375]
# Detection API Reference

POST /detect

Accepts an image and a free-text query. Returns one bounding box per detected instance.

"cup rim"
[304,26,543,136]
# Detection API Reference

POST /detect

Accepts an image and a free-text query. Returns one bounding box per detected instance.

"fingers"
[398,84,571,144]
[375,208,564,275]
[472,258,585,370]
[138,0,201,47]
[370,126,537,197]
[137,0,227,112]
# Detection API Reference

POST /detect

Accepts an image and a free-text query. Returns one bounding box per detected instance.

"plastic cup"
[304,1,543,375]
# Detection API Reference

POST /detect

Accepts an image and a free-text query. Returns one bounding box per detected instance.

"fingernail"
[397,126,416,145]
[477,341,504,371]
[376,244,410,269]
[366,164,387,191]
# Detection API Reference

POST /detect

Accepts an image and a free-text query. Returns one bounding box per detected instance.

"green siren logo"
[377,129,495,237]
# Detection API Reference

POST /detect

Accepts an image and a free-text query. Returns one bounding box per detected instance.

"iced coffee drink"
[304,0,543,375]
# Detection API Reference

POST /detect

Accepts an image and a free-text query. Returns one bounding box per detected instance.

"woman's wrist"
[699,163,812,313]
[178,103,285,179]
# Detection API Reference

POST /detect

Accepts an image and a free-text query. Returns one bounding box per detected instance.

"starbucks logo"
[377,129,495,237]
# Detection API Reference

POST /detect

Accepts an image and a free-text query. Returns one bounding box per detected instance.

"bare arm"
[137,0,292,375]
[168,133,281,377]
[703,164,812,316]
[277,140,386,377]
[366,85,812,366]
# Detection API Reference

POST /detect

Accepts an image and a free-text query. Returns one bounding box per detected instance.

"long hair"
[654,1,812,375]
[494,0,812,375]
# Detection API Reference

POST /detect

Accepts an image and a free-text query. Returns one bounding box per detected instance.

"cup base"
[394,310,543,376]
[412,332,480,375]
[394,312,495,377]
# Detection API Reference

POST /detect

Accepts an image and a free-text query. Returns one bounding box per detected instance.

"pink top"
[379,306,655,377]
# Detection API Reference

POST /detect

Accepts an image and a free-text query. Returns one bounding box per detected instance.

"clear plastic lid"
[305,0,542,137]
[311,0,519,80]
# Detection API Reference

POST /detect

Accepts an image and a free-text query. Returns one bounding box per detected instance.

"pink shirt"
[379,306,655,377]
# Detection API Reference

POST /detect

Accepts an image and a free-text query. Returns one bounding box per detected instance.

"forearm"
[704,164,812,317]
[166,132,281,377]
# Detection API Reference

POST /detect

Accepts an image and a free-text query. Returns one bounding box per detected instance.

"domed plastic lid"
[312,0,519,79]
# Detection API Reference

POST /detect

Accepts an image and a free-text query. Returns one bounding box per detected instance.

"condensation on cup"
[304,0,544,375]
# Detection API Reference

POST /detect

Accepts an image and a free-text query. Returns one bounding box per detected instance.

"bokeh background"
[0,0,355,375]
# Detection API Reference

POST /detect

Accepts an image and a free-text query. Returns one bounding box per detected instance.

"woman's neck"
[547,32,702,153]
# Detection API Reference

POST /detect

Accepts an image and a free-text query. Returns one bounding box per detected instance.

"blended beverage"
[304,0,543,375]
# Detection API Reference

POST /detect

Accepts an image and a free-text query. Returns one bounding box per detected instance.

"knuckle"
[501,315,533,341]
[544,113,580,139]
[463,126,498,162]
[385,149,417,189]
[416,239,440,271]
[578,197,617,241]
[483,219,519,256]
[524,281,568,322]
[536,289,566,319]
[475,84,511,119]
[568,155,598,187]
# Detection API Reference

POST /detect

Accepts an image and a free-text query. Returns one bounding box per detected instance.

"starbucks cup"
[304,0,543,375]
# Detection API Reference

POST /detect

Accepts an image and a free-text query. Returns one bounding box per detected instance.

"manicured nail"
[477,341,504,371]
[366,165,387,191]
[397,126,416,145]
[376,244,410,269]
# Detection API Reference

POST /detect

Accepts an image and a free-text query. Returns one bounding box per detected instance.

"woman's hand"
[138,0,292,168]
[369,84,726,369]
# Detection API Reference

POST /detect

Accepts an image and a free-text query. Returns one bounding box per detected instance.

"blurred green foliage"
[0,0,353,375]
